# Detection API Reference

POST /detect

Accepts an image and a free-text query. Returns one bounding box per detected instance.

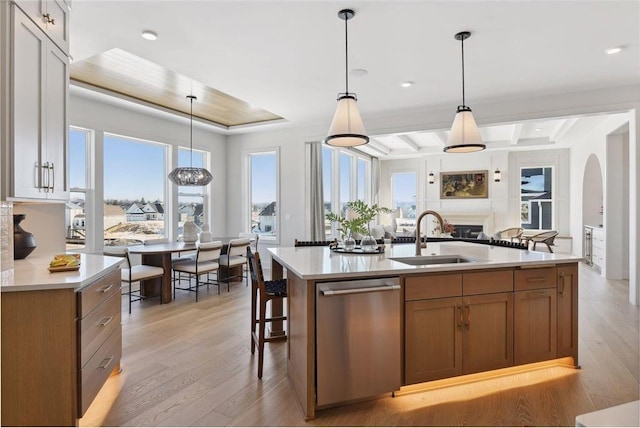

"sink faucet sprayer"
[415,210,444,256]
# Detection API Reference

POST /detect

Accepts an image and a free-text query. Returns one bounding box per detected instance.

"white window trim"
[520,165,555,231]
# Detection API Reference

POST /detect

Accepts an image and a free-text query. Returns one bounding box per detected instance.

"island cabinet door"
[556,263,579,364]
[514,288,557,365]
[461,292,514,375]
[405,297,463,384]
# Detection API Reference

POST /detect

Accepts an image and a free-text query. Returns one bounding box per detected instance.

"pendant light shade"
[444,31,485,153]
[168,95,213,186]
[324,9,369,147]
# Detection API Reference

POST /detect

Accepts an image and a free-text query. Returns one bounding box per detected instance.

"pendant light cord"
[344,14,349,95]
[461,36,466,107]
[189,96,194,168]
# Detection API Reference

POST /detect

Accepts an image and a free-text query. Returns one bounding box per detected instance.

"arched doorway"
[582,154,604,273]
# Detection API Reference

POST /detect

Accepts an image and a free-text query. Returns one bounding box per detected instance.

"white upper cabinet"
[13,0,70,55]
[8,4,69,201]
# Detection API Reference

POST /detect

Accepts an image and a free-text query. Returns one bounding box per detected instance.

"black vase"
[13,214,37,259]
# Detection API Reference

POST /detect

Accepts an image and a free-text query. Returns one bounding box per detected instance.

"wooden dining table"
[128,237,246,303]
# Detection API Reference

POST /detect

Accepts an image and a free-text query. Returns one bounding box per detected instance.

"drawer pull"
[526,277,547,283]
[558,272,565,296]
[525,290,549,298]
[98,356,114,370]
[99,316,114,327]
[456,304,463,330]
[99,284,114,293]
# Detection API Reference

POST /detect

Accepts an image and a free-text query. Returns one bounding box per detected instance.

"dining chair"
[103,247,165,313]
[239,232,259,252]
[247,248,287,379]
[523,230,559,252]
[172,241,223,301]
[498,227,524,242]
[218,238,251,291]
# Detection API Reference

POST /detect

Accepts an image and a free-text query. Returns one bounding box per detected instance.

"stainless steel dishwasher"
[316,277,401,407]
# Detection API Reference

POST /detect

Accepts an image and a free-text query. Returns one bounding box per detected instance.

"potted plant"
[326,200,390,251]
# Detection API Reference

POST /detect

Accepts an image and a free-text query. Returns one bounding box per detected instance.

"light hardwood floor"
[80,264,639,427]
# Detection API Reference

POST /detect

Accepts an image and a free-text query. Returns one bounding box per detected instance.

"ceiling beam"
[511,123,523,145]
[430,132,447,147]
[550,117,578,142]
[396,135,420,152]
[366,138,391,156]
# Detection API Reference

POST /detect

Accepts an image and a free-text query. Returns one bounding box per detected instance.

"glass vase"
[342,230,356,251]
[360,234,378,252]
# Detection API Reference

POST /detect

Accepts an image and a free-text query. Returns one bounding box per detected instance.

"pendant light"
[168,95,213,186]
[324,8,369,147]
[444,31,485,153]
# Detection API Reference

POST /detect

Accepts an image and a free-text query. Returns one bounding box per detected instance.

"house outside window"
[66,127,90,250]
[392,172,417,229]
[520,167,554,230]
[103,133,167,245]
[248,150,279,241]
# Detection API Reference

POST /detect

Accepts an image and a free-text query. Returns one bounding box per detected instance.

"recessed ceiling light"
[605,46,622,55]
[535,128,542,132]
[401,81,414,88]
[141,30,158,41]
[349,68,368,77]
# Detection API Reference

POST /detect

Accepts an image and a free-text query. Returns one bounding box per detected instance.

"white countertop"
[1,253,123,292]
[268,242,582,280]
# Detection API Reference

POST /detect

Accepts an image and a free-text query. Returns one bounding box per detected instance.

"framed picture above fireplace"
[440,170,488,199]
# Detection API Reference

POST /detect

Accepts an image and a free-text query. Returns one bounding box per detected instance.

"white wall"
[13,202,65,258]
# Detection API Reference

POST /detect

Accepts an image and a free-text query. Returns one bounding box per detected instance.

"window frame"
[246,147,280,244]
[66,126,93,252]
[520,165,555,231]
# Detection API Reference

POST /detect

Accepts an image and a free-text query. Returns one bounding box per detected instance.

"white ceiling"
[70,1,639,157]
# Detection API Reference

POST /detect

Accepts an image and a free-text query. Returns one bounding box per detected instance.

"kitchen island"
[269,241,582,420]
[1,253,123,426]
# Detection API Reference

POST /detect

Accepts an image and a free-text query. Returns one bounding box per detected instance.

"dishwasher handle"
[321,284,400,296]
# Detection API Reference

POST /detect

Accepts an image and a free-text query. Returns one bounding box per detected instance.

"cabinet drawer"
[79,291,121,368]
[78,328,121,417]
[463,270,513,295]
[514,267,556,291]
[78,269,120,318]
[405,274,462,301]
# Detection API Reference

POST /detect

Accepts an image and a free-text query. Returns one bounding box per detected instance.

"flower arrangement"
[326,200,391,239]
[433,219,456,235]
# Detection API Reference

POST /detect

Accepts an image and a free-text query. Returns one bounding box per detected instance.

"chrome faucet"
[415,210,444,256]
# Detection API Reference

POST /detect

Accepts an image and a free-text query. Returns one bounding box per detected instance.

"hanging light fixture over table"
[444,31,485,153]
[324,8,369,147]
[168,95,213,186]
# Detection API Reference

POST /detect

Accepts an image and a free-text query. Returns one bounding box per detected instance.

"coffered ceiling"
[69,1,639,155]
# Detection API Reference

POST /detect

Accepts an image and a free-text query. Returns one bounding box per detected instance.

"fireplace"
[452,224,484,239]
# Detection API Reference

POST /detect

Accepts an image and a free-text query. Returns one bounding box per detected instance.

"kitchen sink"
[388,255,475,266]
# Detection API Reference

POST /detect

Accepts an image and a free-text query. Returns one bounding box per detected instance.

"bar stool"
[247,248,287,379]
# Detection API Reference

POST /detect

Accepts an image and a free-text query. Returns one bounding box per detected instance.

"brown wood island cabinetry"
[1,266,121,427]
[404,269,514,384]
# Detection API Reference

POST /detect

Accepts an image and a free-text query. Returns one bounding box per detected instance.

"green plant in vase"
[326,200,390,251]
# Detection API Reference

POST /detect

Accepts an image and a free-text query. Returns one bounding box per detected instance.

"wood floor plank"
[80,264,638,427]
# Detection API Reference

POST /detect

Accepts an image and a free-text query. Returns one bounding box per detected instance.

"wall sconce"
[493,169,501,182]
[428,172,435,184]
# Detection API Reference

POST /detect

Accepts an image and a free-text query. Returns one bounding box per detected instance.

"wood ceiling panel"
[70,48,283,127]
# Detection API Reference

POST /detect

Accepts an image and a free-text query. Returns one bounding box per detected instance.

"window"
[322,146,371,237]
[103,134,167,245]
[520,167,553,230]
[66,127,90,250]
[249,151,278,241]
[177,147,209,232]
[392,172,417,228]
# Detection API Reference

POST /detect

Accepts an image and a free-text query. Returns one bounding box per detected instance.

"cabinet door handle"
[456,304,463,330]
[464,304,470,329]
[99,284,114,293]
[558,272,565,296]
[41,162,49,192]
[49,162,55,191]
[99,316,114,327]
[43,13,55,24]
[98,356,114,370]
